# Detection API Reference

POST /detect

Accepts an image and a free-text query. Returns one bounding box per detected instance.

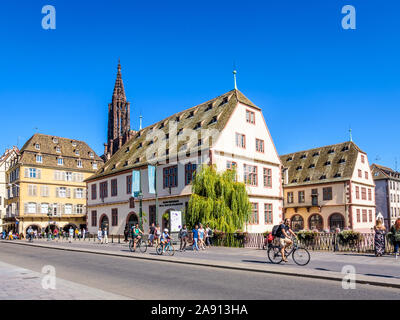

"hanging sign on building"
[132,170,141,198]
[170,210,182,232]
[148,165,156,194]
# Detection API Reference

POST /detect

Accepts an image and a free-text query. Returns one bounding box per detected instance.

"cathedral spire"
[112,60,126,102]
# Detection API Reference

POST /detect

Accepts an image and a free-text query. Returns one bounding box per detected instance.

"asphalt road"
[1,242,399,300]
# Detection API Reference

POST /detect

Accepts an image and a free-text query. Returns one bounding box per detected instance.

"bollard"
[118,234,120,244]
[112,234,114,243]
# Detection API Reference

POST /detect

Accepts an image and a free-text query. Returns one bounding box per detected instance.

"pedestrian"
[103,228,108,244]
[205,224,213,248]
[179,224,188,252]
[82,228,86,240]
[198,224,205,250]
[53,228,59,242]
[148,223,156,247]
[124,225,129,242]
[155,224,161,246]
[68,226,74,243]
[390,218,400,259]
[97,228,102,243]
[75,228,79,240]
[192,224,199,251]
[374,218,386,257]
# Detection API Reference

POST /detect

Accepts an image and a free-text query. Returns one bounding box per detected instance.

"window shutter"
[36,203,40,214]
[73,204,77,214]
[83,205,86,214]
[83,189,87,199]
[56,187,59,198]
[37,169,41,179]
[61,172,65,181]
[24,203,28,214]
[66,188,71,198]
[61,204,65,215]
[25,168,29,178]
[72,173,76,182]
[34,185,37,196]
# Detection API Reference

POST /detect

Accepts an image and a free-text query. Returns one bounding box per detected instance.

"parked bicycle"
[156,239,175,256]
[129,236,148,253]
[267,237,310,266]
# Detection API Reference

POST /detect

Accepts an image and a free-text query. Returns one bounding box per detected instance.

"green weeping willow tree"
[186,165,251,233]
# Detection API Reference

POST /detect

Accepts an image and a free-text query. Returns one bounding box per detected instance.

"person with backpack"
[390,218,400,259]
[205,224,213,248]
[179,224,188,252]
[274,218,297,263]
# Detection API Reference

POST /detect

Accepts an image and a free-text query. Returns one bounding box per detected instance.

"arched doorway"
[45,224,59,233]
[25,225,40,233]
[126,212,138,231]
[162,210,171,231]
[329,213,345,231]
[63,224,77,232]
[99,214,109,230]
[309,214,323,231]
[291,215,304,232]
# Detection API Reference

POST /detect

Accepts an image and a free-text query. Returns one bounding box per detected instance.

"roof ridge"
[280,141,357,158]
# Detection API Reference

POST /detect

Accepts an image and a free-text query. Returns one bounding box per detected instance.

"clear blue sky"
[0,0,399,169]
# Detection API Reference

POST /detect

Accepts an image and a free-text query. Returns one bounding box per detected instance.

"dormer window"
[72,141,77,147]
[148,140,154,146]
[341,146,349,152]
[57,158,64,166]
[300,154,307,159]
[53,137,58,144]
[291,179,298,183]
[287,157,293,162]
[222,97,228,104]
[56,146,61,153]
[209,116,217,125]
[328,149,335,154]
[125,147,130,153]
[320,175,327,180]
[36,155,42,163]
[308,164,315,169]
[77,160,83,168]
[194,122,201,130]
[338,158,346,164]
[325,161,331,166]
[304,177,310,182]
[137,143,143,149]
[111,164,116,170]
[134,158,140,163]
[164,133,169,140]
[175,116,181,122]
[334,173,341,178]
[35,143,40,150]
[177,128,183,135]
[312,152,319,157]
[205,103,213,112]
[75,150,80,156]
[93,162,98,170]
[159,122,165,129]
[187,111,194,119]
[296,166,303,171]
[136,132,141,138]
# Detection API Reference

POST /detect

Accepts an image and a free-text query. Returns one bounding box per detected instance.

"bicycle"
[156,240,175,256]
[129,236,148,253]
[267,237,310,266]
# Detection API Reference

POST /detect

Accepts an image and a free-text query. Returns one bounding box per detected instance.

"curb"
[2,240,400,290]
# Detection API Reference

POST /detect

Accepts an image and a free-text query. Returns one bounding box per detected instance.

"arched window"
[126,212,138,230]
[329,213,345,231]
[309,214,323,231]
[99,214,109,230]
[291,215,304,232]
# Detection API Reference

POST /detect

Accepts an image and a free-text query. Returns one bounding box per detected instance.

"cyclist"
[27,226,34,242]
[132,223,144,252]
[160,228,171,253]
[278,218,298,262]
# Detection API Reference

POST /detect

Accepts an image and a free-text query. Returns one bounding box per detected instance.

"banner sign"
[132,170,141,198]
[170,210,182,232]
[148,165,156,194]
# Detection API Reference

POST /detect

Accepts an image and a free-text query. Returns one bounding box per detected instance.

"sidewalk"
[0,259,130,300]
[3,239,400,289]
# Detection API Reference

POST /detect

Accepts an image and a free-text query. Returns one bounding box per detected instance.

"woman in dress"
[374,219,386,257]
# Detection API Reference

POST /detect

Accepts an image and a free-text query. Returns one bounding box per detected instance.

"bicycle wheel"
[156,244,163,255]
[292,248,310,266]
[267,246,283,264]
[129,240,134,252]
[139,240,148,253]
[166,244,175,256]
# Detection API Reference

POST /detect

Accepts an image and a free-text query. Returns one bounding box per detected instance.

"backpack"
[207,228,213,237]
[271,225,282,237]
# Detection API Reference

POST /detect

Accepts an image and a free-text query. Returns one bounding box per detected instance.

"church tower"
[104,61,133,160]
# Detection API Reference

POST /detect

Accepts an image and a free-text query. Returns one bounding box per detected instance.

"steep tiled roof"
[280,141,363,186]
[20,134,102,172]
[371,163,400,181]
[87,89,256,181]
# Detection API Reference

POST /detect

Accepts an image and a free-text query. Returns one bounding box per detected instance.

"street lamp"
[138,192,143,230]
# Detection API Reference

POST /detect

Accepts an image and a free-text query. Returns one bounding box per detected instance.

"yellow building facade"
[5,134,102,235]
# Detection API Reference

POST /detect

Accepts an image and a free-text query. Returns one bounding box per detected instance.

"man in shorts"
[279,218,297,262]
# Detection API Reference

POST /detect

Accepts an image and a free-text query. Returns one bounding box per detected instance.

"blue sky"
[0,0,399,168]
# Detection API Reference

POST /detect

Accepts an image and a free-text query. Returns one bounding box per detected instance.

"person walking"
[82,228,86,240]
[198,224,205,250]
[97,228,102,243]
[205,224,213,248]
[155,224,161,246]
[74,228,79,240]
[124,225,129,242]
[53,228,59,242]
[390,218,400,259]
[148,223,156,247]
[103,228,109,244]
[192,224,199,251]
[374,219,386,257]
[68,227,74,243]
[179,224,188,252]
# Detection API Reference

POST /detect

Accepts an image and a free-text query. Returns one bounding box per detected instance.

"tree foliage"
[186,165,251,232]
